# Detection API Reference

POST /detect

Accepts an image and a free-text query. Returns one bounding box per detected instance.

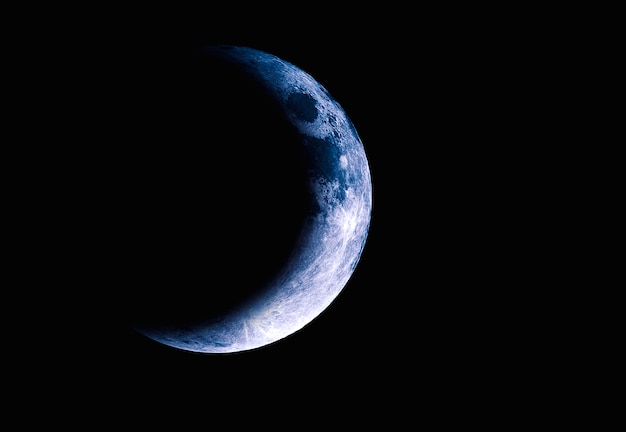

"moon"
[130,45,372,353]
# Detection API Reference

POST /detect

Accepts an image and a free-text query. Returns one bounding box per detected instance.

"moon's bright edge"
[134,46,373,353]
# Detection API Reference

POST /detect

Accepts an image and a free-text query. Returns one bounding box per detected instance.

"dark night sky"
[23,9,539,424]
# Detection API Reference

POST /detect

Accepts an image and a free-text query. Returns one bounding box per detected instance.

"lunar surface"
[131,45,372,353]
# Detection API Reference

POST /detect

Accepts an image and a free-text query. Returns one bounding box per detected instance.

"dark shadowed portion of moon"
[112,48,312,328]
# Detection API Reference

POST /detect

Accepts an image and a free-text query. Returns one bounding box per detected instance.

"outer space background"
[23,9,543,426]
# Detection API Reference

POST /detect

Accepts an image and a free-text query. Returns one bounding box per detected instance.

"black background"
[17,7,545,426]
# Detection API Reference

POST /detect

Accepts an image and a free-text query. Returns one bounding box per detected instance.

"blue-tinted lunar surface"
[132,45,373,353]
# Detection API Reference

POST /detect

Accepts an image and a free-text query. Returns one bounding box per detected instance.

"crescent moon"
[131,45,373,353]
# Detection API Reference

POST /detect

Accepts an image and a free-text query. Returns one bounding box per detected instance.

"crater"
[287,92,318,122]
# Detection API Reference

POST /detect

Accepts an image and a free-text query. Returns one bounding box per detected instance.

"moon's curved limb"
[134,45,372,353]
